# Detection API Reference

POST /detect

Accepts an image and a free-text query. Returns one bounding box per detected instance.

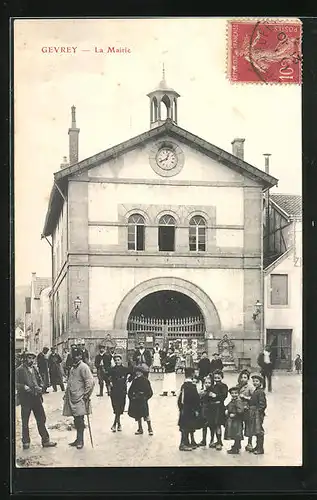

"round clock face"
[156,148,178,170]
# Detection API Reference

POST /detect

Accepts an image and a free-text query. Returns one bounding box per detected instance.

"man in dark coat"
[178,367,201,451]
[94,344,112,396]
[210,353,224,373]
[36,347,50,393]
[257,345,274,392]
[197,351,211,389]
[48,347,65,392]
[109,353,130,431]
[80,341,90,365]
[16,351,57,450]
[132,342,152,376]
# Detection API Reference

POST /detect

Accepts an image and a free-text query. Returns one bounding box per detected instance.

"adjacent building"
[24,273,51,353]
[263,193,302,370]
[41,74,278,367]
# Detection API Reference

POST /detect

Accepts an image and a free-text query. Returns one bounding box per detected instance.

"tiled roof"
[34,277,51,299]
[25,297,31,313]
[270,194,302,219]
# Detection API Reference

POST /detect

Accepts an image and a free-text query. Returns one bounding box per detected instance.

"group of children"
[177,367,267,455]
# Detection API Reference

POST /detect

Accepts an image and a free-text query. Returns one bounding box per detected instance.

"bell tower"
[147,65,180,129]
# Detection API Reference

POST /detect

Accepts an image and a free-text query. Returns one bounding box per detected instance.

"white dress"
[153,350,161,368]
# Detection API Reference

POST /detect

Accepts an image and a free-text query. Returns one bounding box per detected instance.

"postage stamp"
[227,19,302,84]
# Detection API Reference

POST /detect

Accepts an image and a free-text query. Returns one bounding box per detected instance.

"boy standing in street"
[178,367,201,451]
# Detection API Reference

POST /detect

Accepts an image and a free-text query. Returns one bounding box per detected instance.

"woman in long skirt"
[160,347,177,396]
[152,344,162,373]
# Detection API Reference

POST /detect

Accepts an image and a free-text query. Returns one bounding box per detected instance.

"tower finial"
[162,62,165,81]
[71,105,76,128]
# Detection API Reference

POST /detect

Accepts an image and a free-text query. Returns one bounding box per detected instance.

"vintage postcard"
[14,17,302,470]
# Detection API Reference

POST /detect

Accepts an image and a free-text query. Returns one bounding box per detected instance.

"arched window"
[159,214,175,251]
[128,214,145,251]
[189,215,206,251]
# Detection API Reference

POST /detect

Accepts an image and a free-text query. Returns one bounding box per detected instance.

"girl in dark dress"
[224,386,244,454]
[109,354,130,432]
[128,365,153,435]
[204,369,228,450]
[244,374,267,454]
[178,367,202,451]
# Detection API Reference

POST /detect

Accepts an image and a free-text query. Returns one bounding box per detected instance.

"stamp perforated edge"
[225,17,302,85]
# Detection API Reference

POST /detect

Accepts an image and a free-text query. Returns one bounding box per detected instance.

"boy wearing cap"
[16,352,57,450]
[210,352,223,374]
[109,353,130,432]
[63,347,95,449]
[128,365,154,435]
[244,374,267,455]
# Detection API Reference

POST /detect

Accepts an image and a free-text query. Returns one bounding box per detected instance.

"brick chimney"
[68,105,80,165]
[231,138,245,160]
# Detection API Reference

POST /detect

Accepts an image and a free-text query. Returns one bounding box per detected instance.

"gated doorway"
[266,329,292,370]
[127,290,206,361]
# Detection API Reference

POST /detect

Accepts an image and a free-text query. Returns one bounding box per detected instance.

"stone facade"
[47,132,275,367]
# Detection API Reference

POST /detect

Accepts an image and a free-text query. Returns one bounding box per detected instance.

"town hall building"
[42,73,278,367]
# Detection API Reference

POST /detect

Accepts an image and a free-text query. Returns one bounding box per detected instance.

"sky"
[14,18,302,286]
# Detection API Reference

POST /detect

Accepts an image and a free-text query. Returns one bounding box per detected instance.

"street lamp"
[252,300,262,321]
[74,296,82,320]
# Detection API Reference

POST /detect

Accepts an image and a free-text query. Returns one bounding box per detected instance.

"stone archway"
[113,276,221,337]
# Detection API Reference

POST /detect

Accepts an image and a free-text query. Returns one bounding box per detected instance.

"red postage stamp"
[227,19,302,84]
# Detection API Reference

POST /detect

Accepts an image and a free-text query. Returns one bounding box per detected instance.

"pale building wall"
[89,267,244,333]
[264,248,302,362]
[87,139,246,183]
[39,287,52,351]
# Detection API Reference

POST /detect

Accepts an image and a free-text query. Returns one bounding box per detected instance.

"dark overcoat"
[128,375,153,420]
[197,357,211,378]
[109,365,130,415]
[244,387,267,437]
[210,358,224,373]
[36,352,50,388]
[224,398,244,440]
[178,380,202,432]
[201,381,228,426]
[15,363,44,406]
[48,353,63,385]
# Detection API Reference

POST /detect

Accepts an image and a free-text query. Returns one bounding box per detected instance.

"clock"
[149,141,185,178]
[156,148,178,170]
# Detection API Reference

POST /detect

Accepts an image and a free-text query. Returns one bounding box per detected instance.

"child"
[108,353,130,432]
[197,352,211,390]
[237,369,254,451]
[178,367,201,451]
[244,374,267,455]
[198,375,216,447]
[127,365,154,435]
[210,353,224,373]
[294,354,302,374]
[203,369,228,450]
[224,386,244,454]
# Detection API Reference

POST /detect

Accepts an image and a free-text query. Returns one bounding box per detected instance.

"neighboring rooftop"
[33,277,51,299]
[270,194,302,219]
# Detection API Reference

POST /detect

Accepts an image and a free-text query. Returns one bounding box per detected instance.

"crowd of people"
[15,340,302,455]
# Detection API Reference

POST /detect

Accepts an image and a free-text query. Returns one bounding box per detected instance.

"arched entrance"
[113,276,221,358]
[127,290,205,355]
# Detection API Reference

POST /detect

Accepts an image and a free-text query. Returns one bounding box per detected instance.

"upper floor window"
[189,215,206,251]
[270,274,288,305]
[159,214,175,251]
[128,214,145,251]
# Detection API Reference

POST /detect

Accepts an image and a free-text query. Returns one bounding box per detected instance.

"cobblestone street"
[15,372,302,468]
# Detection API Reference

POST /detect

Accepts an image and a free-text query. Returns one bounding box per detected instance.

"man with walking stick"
[62,347,95,449]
